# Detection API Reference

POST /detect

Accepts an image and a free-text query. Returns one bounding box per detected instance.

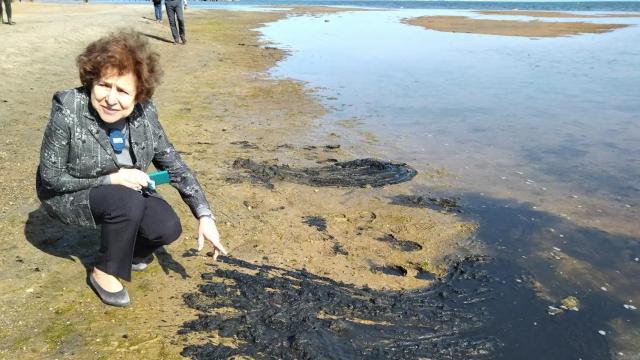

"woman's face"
[90,70,137,123]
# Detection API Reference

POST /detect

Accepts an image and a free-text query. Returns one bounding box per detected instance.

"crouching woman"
[36,30,227,307]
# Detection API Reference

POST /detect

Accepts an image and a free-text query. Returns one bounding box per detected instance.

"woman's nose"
[106,86,118,105]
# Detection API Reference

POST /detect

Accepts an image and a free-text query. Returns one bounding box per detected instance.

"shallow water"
[262,9,640,209]
[258,9,640,358]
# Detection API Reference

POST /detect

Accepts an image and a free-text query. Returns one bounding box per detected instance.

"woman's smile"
[100,105,119,115]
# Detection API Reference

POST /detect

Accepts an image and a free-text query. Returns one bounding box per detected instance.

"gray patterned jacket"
[36,87,211,228]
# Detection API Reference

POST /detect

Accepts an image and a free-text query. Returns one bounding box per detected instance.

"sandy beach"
[0,4,479,358]
[2,3,639,358]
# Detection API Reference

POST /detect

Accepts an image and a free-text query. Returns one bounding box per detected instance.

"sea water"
[258,8,640,358]
[85,0,640,12]
[262,9,640,214]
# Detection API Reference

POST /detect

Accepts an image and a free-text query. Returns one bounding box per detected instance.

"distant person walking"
[152,0,162,23]
[1,0,14,25]
[165,0,185,45]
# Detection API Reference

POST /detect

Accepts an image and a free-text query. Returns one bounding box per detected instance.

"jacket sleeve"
[146,102,213,219]
[38,93,107,194]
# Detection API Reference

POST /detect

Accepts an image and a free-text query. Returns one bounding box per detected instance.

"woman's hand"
[109,168,151,191]
[197,216,228,260]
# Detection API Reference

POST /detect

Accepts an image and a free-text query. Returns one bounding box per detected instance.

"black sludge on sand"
[302,215,327,232]
[180,256,496,360]
[375,233,423,252]
[232,158,417,188]
[390,194,461,213]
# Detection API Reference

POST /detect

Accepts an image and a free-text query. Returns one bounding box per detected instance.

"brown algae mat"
[477,10,640,18]
[402,15,629,37]
[0,3,479,359]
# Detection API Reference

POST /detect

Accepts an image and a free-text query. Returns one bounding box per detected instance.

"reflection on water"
[260,9,640,357]
[260,9,640,227]
[262,10,640,216]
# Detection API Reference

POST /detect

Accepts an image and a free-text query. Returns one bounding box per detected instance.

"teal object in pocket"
[148,170,171,190]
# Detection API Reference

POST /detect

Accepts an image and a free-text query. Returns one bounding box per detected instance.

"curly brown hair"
[76,29,163,103]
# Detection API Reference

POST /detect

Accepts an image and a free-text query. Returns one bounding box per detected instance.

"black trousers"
[165,0,185,42]
[0,0,12,22]
[90,185,182,281]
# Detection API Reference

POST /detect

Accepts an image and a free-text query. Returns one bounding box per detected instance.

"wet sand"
[0,4,478,358]
[403,15,629,37]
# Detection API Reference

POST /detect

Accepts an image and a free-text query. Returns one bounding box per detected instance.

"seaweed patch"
[332,242,349,255]
[231,158,417,188]
[179,256,496,359]
[230,140,260,149]
[390,194,462,213]
[302,215,327,232]
[375,233,423,252]
[371,264,409,277]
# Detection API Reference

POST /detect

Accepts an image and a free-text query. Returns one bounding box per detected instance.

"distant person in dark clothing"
[1,0,15,25]
[152,0,162,23]
[165,0,186,45]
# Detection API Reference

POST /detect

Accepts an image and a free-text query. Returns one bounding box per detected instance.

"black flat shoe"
[88,273,130,307]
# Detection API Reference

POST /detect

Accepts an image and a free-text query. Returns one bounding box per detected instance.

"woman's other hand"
[109,168,151,190]
[197,216,228,261]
